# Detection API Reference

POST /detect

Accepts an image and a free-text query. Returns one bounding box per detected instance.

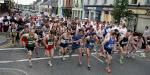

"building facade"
[34,0,43,14]
[128,0,150,32]
[0,0,15,13]
[62,0,72,17]
[40,0,52,15]
[83,0,114,22]
[57,0,63,17]
[72,0,83,19]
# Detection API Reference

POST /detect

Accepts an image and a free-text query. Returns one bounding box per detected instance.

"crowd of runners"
[0,12,150,73]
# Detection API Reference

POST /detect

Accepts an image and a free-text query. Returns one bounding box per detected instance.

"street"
[0,48,150,75]
[0,0,150,75]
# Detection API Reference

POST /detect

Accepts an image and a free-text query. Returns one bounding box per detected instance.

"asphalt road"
[0,48,150,75]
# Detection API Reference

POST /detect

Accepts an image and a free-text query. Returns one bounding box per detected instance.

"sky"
[14,0,36,5]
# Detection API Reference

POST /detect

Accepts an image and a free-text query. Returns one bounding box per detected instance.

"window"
[104,0,107,4]
[131,0,137,4]
[105,11,109,14]
[147,0,150,4]
[88,0,90,5]
[94,0,97,5]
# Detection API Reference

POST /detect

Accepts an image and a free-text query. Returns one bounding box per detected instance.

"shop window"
[88,0,90,5]
[105,11,109,14]
[94,0,97,4]
[104,0,107,4]
[132,0,137,4]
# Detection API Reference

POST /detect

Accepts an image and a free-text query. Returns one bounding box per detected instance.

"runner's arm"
[43,36,47,47]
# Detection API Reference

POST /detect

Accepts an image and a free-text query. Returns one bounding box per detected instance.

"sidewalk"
[0,34,7,45]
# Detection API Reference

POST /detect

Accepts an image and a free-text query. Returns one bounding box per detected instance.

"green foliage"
[111,0,130,23]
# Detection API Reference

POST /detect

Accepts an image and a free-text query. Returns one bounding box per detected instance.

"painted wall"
[129,0,146,5]
[137,15,150,33]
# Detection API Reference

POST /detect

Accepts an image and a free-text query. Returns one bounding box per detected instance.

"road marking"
[0,53,103,64]
[0,48,25,51]
[0,54,79,64]
[0,68,28,75]
[91,53,104,64]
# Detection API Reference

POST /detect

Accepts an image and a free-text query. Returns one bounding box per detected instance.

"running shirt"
[61,37,69,44]
[72,34,84,49]
[85,37,96,49]
[35,31,43,38]
[103,26,110,36]
[72,34,84,43]
[11,27,17,32]
[120,37,128,46]
[104,36,115,49]
[27,35,35,47]
[60,33,70,44]
[46,38,54,46]
[11,27,17,36]
[119,27,127,37]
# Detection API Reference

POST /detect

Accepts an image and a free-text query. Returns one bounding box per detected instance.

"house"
[72,0,83,19]
[83,0,114,22]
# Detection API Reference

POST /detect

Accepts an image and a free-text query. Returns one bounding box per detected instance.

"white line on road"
[0,68,28,75]
[91,53,104,64]
[0,53,104,64]
[0,48,26,51]
[0,54,79,64]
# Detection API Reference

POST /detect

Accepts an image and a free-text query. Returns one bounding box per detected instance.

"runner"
[119,32,130,64]
[19,25,29,47]
[59,29,72,61]
[20,30,38,67]
[128,32,139,58]
[35,27,45,57]
[8,22,17,44]
[71,29,84,66]
[85,33,97,70]
[19,26,29,48]
[102,30,116,73]
[43,30,56,67]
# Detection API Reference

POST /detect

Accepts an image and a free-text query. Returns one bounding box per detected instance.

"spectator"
[3,16,9,32]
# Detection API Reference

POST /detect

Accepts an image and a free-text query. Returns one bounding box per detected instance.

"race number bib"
[48,42,53,45]
[12,29,16,32]
[61,39,66,43]
[108,44,113,48]
[90,43,94,46]
[122,41,128,44]
[28,41,34,44]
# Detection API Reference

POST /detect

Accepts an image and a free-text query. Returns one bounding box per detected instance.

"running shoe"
[119,56,124,64]
[29,61,32,68]
[105,67,112,73]
[87,65,91,70]
[78,62,82,66]
[48,61,53,67]
[62,56,66,61]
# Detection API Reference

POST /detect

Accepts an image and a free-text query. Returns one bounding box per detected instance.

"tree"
[111,0,129,24]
